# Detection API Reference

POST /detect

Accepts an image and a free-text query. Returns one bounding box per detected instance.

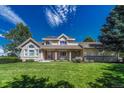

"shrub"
[3,75,74,88]
[72,57,82,63]
[0,57,21,64]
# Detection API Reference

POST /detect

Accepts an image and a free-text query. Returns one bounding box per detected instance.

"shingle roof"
[17,38,40,49]
[38,42,44,45]
[18,37,102,50]
[79,42,102,48]
[42,34,75,40]
[45,36,58,38]
[39,45,82,49]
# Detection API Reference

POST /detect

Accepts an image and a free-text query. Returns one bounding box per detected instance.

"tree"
[83,36,95,42]
[99,6,124,61]
[4,23,32,56]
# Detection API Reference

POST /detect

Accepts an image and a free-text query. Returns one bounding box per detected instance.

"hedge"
[0,57,22,64]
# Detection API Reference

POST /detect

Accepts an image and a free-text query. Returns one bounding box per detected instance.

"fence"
[84,56,118,62]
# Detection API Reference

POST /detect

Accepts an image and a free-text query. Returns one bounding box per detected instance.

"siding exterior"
[18,34,102,62]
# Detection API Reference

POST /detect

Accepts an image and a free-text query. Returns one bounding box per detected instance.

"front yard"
[0,61,124,88]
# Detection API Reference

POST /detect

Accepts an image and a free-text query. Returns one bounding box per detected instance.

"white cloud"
[0,46,4,53]
[0,46,6,56]
[45,5,77,27]
[0,34,5,38]
[46,9,63,27]
[0,5,26,25]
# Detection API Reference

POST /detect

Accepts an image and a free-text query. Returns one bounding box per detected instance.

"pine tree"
[99,6,124,61]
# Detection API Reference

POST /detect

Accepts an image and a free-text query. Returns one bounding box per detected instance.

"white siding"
[20,42,44,61]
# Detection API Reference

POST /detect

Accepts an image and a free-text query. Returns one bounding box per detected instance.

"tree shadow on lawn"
[3,75,74,88]
[89,64,124,88]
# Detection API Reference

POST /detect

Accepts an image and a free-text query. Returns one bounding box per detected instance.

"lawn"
[0,61,124,88]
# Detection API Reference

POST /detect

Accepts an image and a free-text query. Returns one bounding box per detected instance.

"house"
[17,34,102,62]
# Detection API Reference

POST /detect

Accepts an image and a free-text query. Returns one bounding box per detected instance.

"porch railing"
[83,56,118,62]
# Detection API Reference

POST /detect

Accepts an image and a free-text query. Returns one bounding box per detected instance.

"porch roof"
[79,42,103,48]
[40,45,82,50]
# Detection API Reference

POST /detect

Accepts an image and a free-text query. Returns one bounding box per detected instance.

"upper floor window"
[29,44,34,48]
[60,41,67,45]
[46,41,50,45]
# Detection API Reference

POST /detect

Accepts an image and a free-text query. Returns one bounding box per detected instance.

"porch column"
[81,50,84,61]
[69,51,72,61]
[55,51,57,60]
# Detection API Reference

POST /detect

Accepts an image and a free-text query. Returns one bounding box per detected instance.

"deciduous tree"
[4,23,32,56]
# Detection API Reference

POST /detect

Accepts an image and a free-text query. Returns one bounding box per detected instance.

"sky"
[0,5,114,53]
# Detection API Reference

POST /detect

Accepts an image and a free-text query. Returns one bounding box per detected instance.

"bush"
[72,57,82,63]
[0,57,21,64]
[3,75,74,88]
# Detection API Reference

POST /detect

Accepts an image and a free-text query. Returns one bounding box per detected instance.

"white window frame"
[60,40,67,45]
[23,44,39,57]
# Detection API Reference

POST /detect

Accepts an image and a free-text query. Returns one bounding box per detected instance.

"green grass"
[0,61,124,87]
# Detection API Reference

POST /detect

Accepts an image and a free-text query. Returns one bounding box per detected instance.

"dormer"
[58,36,67,45]
[58,34,76,45]
[42,33,77,45]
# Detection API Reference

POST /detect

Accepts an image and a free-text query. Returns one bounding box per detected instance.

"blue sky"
[0,5,114,51]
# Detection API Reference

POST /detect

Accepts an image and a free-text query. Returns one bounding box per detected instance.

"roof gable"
[17,38,40,49]
[57,34,69,39]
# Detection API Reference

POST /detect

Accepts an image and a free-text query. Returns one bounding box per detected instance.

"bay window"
[24,44,39,57]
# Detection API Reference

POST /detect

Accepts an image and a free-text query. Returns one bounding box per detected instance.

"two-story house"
[17,34,102,62]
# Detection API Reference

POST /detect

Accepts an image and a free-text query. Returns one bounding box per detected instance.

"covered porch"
[43,49,82,61]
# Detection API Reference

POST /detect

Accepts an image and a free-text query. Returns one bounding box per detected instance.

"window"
[60,41,66,45]
[29,44,34,48]
[29,50,35,56]
[36,49,39,56]
[46,41,50,45]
